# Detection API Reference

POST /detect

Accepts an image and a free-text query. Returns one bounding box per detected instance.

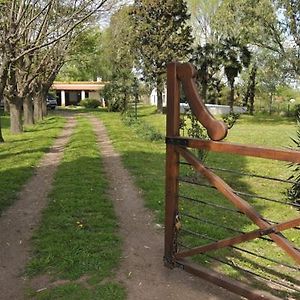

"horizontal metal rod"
[179,176,300,208]
[179,193,300,231]
[203,254,300,293]
[181,212,272,242]
[180,161,300,185]
[180,229,300,271]
[176,217,300,259]
[177,245,300,294]
[209,166,300,185]
[179,194,242,214]
[235,190,300,209]
[181,212,245,234]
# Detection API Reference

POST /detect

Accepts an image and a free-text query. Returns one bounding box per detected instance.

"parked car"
[46,95,57,110]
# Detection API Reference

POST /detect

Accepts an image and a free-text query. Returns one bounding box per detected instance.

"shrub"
[180,109,208,162]
[222,112,240,129]
[287,117,300,206]
[123,114,164,142]
[293,104,300,118]
[79,98,101,109]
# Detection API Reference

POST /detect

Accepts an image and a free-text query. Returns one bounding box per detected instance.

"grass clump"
[123,113,164,142]
[27,116,124,299]
[0,115,66,215]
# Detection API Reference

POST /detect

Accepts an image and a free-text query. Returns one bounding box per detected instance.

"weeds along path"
[89,115,240,300]
[0,116,76,300]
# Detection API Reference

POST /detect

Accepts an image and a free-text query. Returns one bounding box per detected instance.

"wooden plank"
[175,217,300,259]
[176,63,228,141]
[170,137,300,163]
[164,62,181,266]
[176,259,281,300]
[177,147,300,265]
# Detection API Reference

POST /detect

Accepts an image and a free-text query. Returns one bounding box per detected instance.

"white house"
[150,87,167,107]
[51,80,107,106]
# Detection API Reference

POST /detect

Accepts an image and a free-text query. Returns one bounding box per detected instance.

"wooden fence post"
[164,62,180,267]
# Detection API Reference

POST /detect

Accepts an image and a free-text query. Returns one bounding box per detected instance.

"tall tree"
[191,42,223,104]
[243,63,257,115]
[100,5,136,113]
[214,0,300,77]
[57,28,112,82]
[186,0,222,45]
[219,37,251,112]
[131,0,193,113]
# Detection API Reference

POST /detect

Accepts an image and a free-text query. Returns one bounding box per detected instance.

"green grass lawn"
[26,116,124,299]
[96,106,300,298]
[0,113,66,214]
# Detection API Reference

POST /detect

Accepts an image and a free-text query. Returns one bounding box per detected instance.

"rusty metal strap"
[165,137,189,147]
[175,217,300,259]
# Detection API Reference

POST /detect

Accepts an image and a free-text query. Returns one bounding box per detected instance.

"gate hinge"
[166,137,188,147]
[163,255,176,269]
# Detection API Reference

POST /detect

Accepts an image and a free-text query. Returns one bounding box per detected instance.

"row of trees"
[95,0,299,116]
[2,0,298,141]
[0,0,117,142]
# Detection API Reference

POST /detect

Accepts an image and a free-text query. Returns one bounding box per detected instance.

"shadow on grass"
[241,114,296,125]
[0,114,10,130]
[0,147,49,160]
[0,165,36,215]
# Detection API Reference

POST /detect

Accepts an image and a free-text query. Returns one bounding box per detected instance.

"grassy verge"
[0,114,66,214]
[26,116,124,299]
[96,106,299,298]
[95,110,166,222]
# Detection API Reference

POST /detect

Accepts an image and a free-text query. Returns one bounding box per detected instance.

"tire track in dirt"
[0,117,76,300]
[90,115,241,300]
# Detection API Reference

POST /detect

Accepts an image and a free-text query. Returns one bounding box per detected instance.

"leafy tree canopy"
[131,0,193,111]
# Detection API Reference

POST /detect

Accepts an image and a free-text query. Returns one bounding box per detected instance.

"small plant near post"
[222,112,240,129]
[180,108,208,162]
[287,116,300,207]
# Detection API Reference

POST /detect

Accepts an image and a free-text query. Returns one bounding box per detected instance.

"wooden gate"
[164,62,300,299]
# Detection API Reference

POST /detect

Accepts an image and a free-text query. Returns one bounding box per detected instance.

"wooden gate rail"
[164,62,300,300]
[166,136,300,163]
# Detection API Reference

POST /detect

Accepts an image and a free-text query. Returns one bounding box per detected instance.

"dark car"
[46,95,57,110]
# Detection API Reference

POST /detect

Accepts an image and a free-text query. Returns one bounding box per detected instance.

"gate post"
[164,62,180,267]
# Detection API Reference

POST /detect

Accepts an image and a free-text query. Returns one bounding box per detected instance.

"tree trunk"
[0,58,10,142]
[9,101,23,133]
[4,98,9,114]
[200,66,208,102]
[269,93,273,115]
[228,80,235,113]
[0,115,4,143]
[42,100,47,117]
[34,96,43,122]
[248,65,257,115]
[156,75,164,113]
[201,78,208,103]
[23,96,34,126]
